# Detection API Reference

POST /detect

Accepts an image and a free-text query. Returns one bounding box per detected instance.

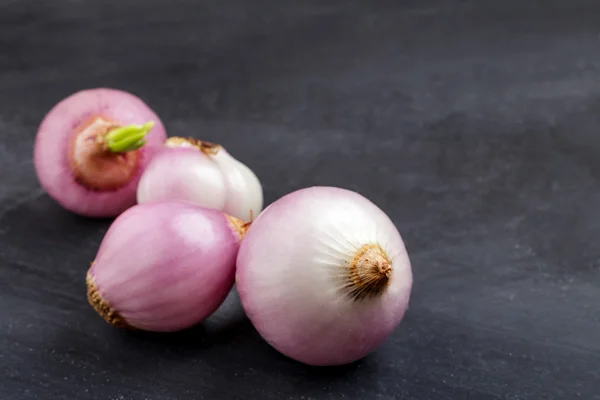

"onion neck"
[164,136,222,155]
[68,117,154,191]
[345,244,392,301]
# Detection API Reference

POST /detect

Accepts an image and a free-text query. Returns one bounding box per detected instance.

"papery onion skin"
[236,186,412,366]
[33,88,167,218]
[137,137,263,221]
[86,201,245,332]
[136,147,228,211]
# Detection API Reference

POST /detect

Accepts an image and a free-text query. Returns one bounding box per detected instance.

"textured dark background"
[1,0,600,399]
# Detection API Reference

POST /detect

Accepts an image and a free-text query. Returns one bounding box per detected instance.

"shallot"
[34,88,167,217]
[136,137,262,221]
[236,186,413,366]
[86,201,247,332]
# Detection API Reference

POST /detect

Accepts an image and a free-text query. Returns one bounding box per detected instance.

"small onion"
[34,88,168,217]
[86,201,247,332]
[136,137,263,221]
[135,146,228,212]
[236,186,413,366]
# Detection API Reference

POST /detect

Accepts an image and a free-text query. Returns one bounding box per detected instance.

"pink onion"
[136,137,263,222]
[86,201,247,332]
[236,186,413,366]
[33,88,167,218]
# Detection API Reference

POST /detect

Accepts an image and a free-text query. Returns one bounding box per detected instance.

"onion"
[86,201,248,332]
[33,88,168,218]
[136,137,263,222]
[235,186,413,366]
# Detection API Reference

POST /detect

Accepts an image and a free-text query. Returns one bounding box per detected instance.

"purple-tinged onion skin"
[87,201,242,332]
[236,186,413,366]
[33,88,167,218]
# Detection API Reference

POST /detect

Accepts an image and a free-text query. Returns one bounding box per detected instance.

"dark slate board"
[1,0,599,399]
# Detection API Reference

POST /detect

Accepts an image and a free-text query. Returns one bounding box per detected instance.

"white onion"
[210,148,263,222]
[236,186,413,366]
[136,137,263,221]
[136,147,227,211]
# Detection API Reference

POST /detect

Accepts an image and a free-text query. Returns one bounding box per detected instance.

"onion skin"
[33,88,167,218]
[136,147,228,212]
[211,148,263,222]
[236,186,413,366]
[86,201,245,332]
[137,137,263,222]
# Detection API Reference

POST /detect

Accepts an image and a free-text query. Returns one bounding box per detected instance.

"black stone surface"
[1,1,600,399]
